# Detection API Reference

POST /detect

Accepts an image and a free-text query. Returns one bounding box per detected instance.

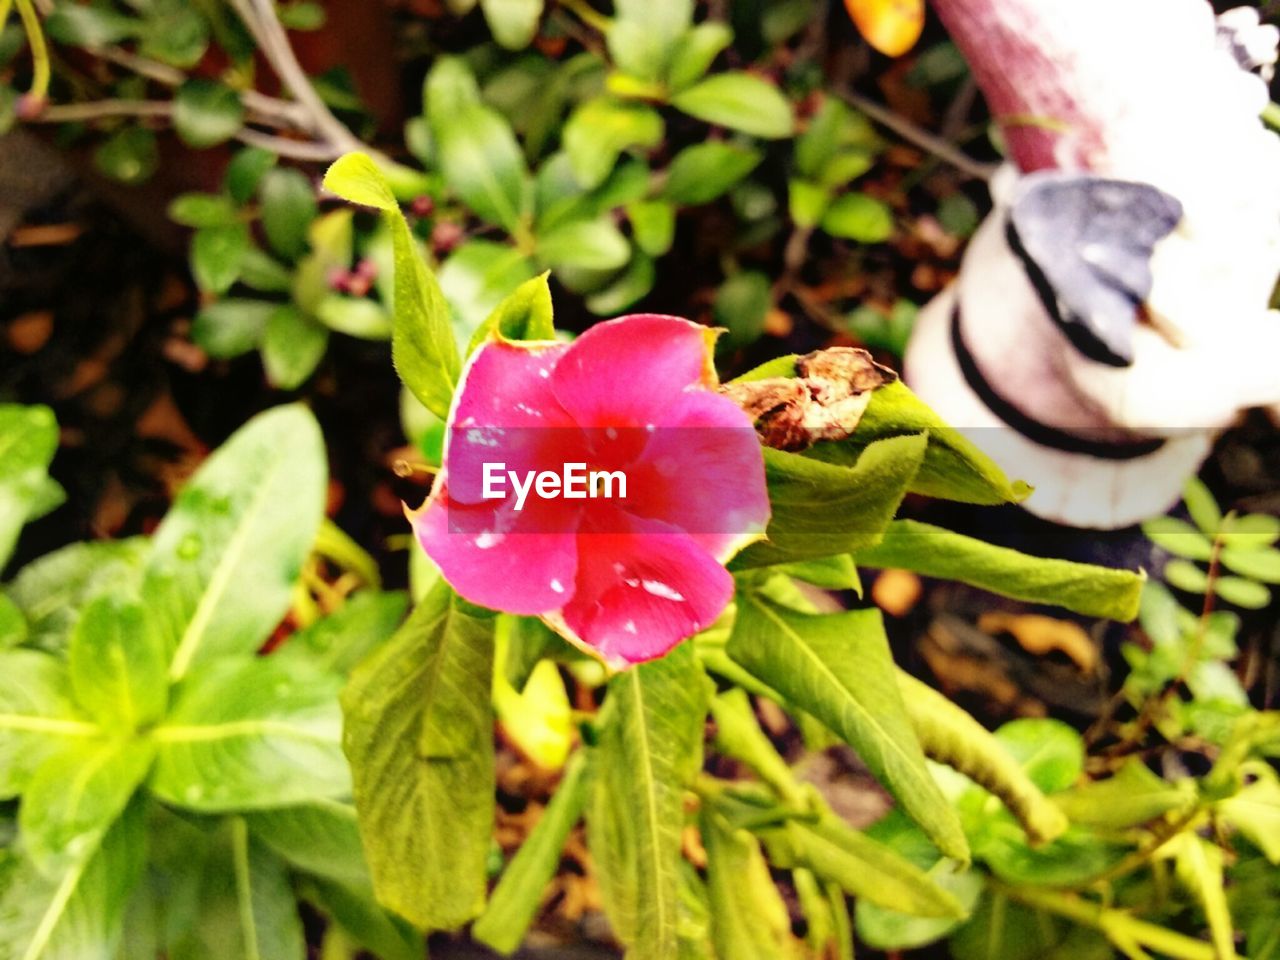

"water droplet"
[550,579,565,594]
[641,579,685,602]
[184,785,205,803]
[475,532,504,550]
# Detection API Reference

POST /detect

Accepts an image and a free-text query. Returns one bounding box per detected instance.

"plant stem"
[996,884,1217,960]
[14,0,51,101]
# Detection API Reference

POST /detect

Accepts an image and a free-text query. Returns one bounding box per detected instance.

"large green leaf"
[340,581,497,930]
[299,877,424,960]
[670,72,795,138]
[587,642,711,958]
[167,818,306,960]
[0,649,95,799]
[276,590,409,676]
[245,801,369,887]
[759,814,966,919]
[427,58,530,232]
[733,434,927,568]
[854,519,1144,621]
[5,539,147,655]
[19,738,154,872]
[68,595,167,732]
[143,404,326,680]
[812,381,1031,505]
[701,806,799,959]
[727,592,968,861]
[0,800,144,960]
[149,656,349,811]
[563,97,664,190]
[0,404,60,569]
[473,752,589,954]
[324,153,461,419]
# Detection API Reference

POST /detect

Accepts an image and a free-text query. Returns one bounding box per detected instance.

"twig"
[835,86,997,181]
[235,127,348,160]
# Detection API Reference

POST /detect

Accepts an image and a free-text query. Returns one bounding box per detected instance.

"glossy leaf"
[190,224,248,294]
[277,590,409,676]
[246,802,370,887]
[191,299,273,358]
[854,519,1144,621]
[537,216,631,271]
[663,142,762,205]
[667,21,734,91]
[341,582,497,930]
[587,642,711,957]
[68,594,167,731]
[821,192,894,242]
[262,305,328,390]
[0,649,93,799]
[466,272,555,355]
[143,405,325,678]
[0,404,59,568]
[149,656,349,811]
[671,72,795,138]
[173,80,244,148]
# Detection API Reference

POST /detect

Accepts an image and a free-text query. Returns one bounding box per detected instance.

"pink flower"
[409,314,770,668]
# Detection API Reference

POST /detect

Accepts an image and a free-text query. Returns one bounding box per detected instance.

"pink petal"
[551,315,718,427]
[446,340,580,504]
[560,512,733,666]
[411,491,579,615]
[625,390,771,560]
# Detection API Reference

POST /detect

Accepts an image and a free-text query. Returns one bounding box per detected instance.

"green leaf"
[607,0,692,80]
[671,72,795,138]
[190,299,273,357]
[584,251,656,315]
[1164,557,1210,594]
[1173,833,1237,960]
[821,192,894,242]
[137,3,207,67]
[94,127,158,185]
[68,595,167,732]
[439,240,537,344]
[788,178,828,228]
[479,0,543,49]
[1214,575,1271,609]
[341,582,497,930]
[733,435,927,567]
[666,21,733,91]
[1183,477,1223,536]
[276,590,409,676]
[713,270,771,349]
[993,719,1083,794]
[0,649,95,799]
[563,98,664,190]
[258,168,318,261]
[727,593,968,861]
[949,893,1064,960]
[537,216,631,271]
[143,404,327,679]
[237,247,294,294]
[0,404,59,568]
[301,877,424,960]
[5,539,147,655]
[1221,545,1280,583]
[473,752,589,953]
[760,814,966,918]
[314,295,392,339]
[45,5,139,46]
[1220,513,1280,550]
[149,656,348,811]
[0,799,144,960]
[168,193,240,229]
[854,519,1144,621]
[19,738,154,872]
[1142,515,1215,561]
[173,80,245,148]
[427,58,530,232]
[191,224,249,294]
[168,818,306,960]
[775,554,861,591]
[1054,759,1194,829]
[0,595,25,649]
[701,806,799,959]
[896,673,1067,844]
[814,381,1031,505]
[587,642,711,958]
[626,200,676,257]
[225,147,277,205]
[262,305,328,390]
[1219,770,1280,864]
[246,802,369,886]
[325,153,461,419]
[467,272,555,354]
[278,1,327,30]
[663,142,762,205]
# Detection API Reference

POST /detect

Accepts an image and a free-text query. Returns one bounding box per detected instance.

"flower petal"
[559,512,733,666]
[625,390,771,560]
[551,314,718,427]
[411,491,579,615]
[447,339,581,504]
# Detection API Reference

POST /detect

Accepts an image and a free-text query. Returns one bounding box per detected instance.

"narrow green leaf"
[671,72,795,138]
[1214,575,1271,609]
[473,752,589,954]
[702,807,799,959]
[1183,477,1223,536]
[727,593,968,861]
[143,405,327,678]
[69,595,167,731]
[1054,759,1194,830]
[1173,834,1237,960]
[587,642,712,957]
[1221,546,1280,584]
[466,272,555,355]
[733,434,927,567]
[341,581,497,930]
[149,656,349,811]
[854,519,1145,621]
[1142,516,1215,561]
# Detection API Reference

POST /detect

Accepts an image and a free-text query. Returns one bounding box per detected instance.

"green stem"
[1263,102,1280,131]
[997,884,1217,960]
[14,0,50,101]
